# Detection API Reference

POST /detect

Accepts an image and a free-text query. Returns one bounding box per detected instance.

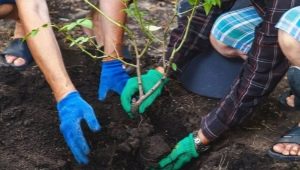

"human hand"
[98,60,130,101]
[121,69,167,118]
[158,133,198,170]
[57,91,101,164]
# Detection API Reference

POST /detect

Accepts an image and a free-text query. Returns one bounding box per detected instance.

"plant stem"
[132,40,144,98]
[165,4,197,76]
[130,3,199,115]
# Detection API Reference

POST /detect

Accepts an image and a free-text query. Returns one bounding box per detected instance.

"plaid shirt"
[276,6,300,42]
[167,0,300,141]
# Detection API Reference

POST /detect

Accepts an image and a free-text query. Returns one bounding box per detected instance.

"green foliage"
[70,36,91,47]
[123,0,159,41]
[203,0,222,15]
[188,0,221,15]
[188,0,200,6]
[60,18,93,31]
[171,63,177,71]
[23,28,39,42]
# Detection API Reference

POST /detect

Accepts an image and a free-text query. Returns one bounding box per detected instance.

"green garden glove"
[121,69,167,118]
[158,133,198,170]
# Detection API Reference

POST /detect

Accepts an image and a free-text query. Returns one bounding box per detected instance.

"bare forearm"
[16,0,75,101]
[100,0,126,59]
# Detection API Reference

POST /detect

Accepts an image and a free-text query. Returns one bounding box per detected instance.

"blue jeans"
[288,67,300,98]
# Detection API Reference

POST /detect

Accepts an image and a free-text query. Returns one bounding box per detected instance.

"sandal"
[268,125,300,161]
[0,38,33,71]
[278,90,300,111]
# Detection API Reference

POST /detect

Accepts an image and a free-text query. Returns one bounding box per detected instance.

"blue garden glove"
[57,91,101,164]
[98,60,130,101]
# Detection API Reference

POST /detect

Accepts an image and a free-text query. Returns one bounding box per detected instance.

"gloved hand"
[98,60,130,101]
[121,69,167,118]
[57,91,101,164]
[158,133,198,170]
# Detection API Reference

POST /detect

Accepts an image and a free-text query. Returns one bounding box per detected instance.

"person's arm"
[158,1,300,169]
[97,0,130,101]
[100,0,126,60]
[16,0,74,101]
[200,0,296,141]
[15,0,101,164]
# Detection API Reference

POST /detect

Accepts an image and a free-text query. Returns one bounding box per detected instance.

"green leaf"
[30,28,39,37]
[123,3,135,18]
[146,25,162,31]
[188,0,199,6]
[69,36,90,47]
[76,18,93,29]
[60,22,78,31]
[203,3,212,15]
[78,37,90,44]
[42,23,49,28]
[171,63,177,71]
[216,0,221,7]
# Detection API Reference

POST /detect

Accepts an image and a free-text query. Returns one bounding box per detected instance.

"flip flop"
[0,38,33,71]
[268,125,300,161]
[278,90,300,111]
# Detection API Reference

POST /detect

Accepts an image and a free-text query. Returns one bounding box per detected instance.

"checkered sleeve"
[165,0,236,72]
[201,0,300,141]
[276,6,300,42]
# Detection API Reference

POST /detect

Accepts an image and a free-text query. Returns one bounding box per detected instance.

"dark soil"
[1,0,300,169]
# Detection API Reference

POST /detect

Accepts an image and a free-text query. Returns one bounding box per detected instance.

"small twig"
[162,14,177,69]
[260,122,279,133]
[165,4,197,76]
[131,76,167,113]
[218,153,228,170]
[138,116,144,129]
[132,39,144,98]
[110,40,122,60]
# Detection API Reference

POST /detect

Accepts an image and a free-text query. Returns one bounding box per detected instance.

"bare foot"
[273,142,300,156]
[273,124,300,156]
[5,55,26,66]
[5,21,26,67]
[286,95,295,107]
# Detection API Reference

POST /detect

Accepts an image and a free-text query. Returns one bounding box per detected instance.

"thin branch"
[130,2,199,115]
[162,13,177,69]
[165,4,197,76]
[64,34,137,67]
[130,39,153,114]
[132,40,144,98]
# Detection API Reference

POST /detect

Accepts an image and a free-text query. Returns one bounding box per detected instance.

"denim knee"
[287,66,300,97]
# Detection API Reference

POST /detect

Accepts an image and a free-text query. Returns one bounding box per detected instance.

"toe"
[286,95,295,107]
[12,58,26,67]
[283,143,299,156]
[5,55,17,64]
[282,143,293,155]
[290,145,299,155]
[273,143,285,153]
